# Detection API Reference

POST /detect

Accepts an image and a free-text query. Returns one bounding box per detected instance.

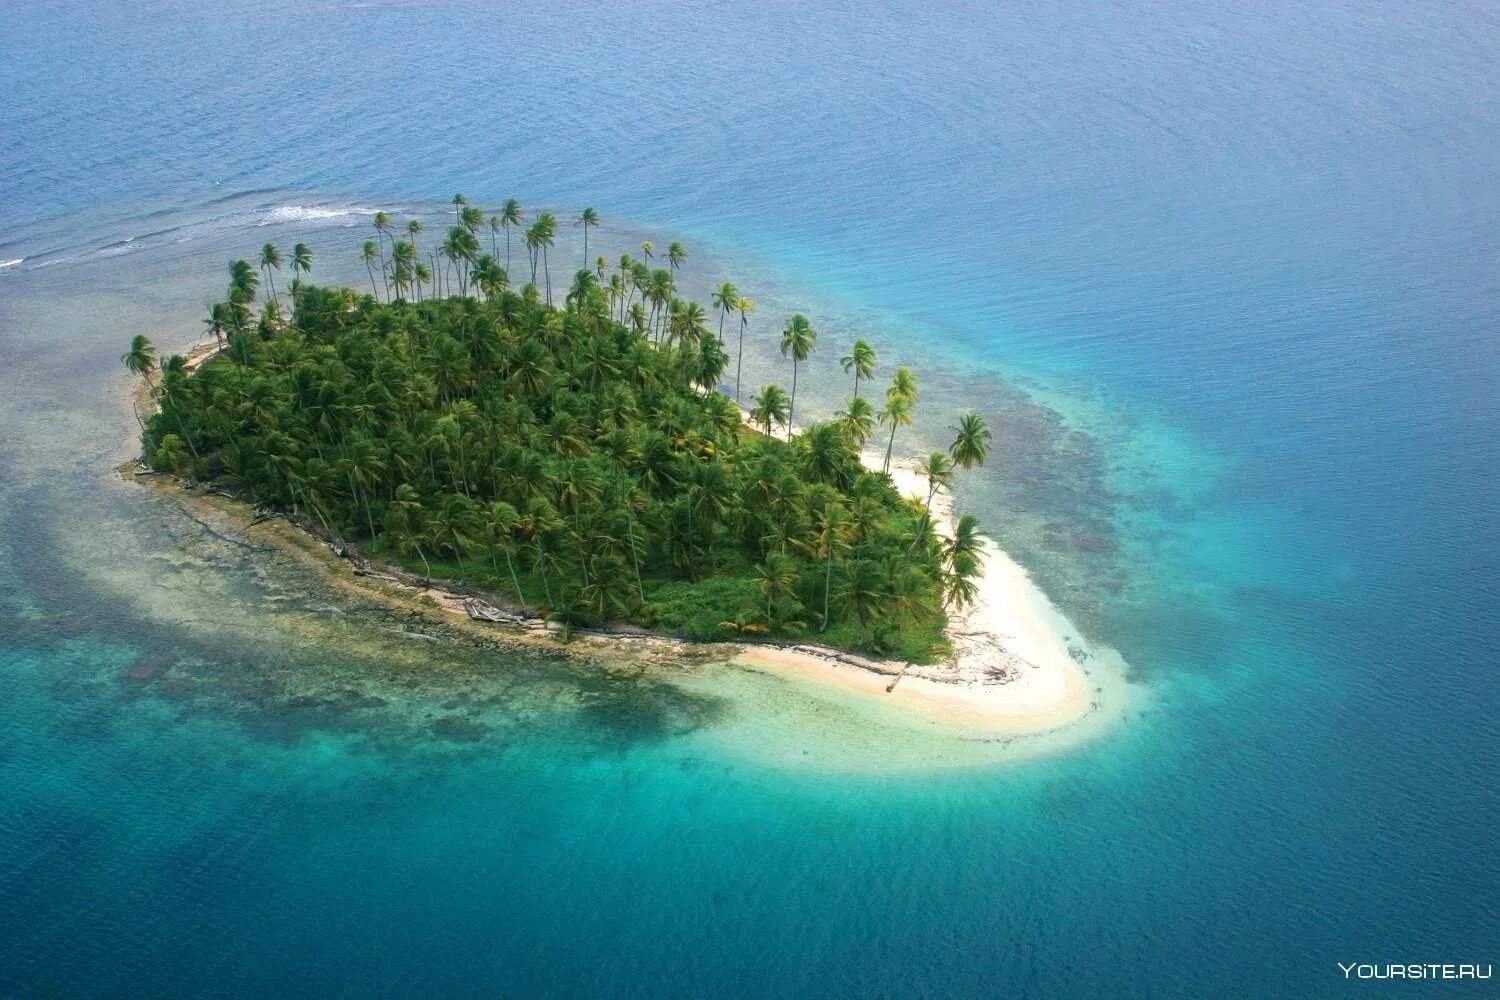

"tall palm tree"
[840,339,876,398]
[202,303,227,350]
[535,211,558,303]
[779,314,816,440]
[499,198,523,271]
[451,193,467,225]
[666,241,686,275]
[640,241,654,266]
[406,219,422,254]
[389,240,416,301]
[487,215,500,258]
[734,296,755,402]
[121,334,157,388]
[523,223,541,288]
[460,205,485,234]
[413,260,430,301]
[360,241,380,299]
[949,411,993,469]
[227,259,259,360]
[889,365,918,403]
[290,242,313,300]
[711,281,738,345]
[812,498,851,631]
[878,393,913,474]
[646,269,674,341]
[575,207,599,267]
[372,212,392,296]
[259,243,282,304]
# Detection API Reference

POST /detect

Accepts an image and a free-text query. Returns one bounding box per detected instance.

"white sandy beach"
[727,418,1129,739]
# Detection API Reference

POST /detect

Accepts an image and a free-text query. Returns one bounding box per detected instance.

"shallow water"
[1,0,1497,995]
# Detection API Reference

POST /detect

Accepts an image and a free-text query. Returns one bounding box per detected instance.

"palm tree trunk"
[534,537,555,608]
[884,423,898,474]
[822,544,834,631]
[788,361,798,441]
[736,321,746,402]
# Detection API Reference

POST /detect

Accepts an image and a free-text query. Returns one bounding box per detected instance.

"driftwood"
[886,661,913,693]
[463,598,525,624]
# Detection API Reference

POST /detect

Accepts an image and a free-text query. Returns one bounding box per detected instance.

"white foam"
[259,204,371,226]
[0,258,22,269]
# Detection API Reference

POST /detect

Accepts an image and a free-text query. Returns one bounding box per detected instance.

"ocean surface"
[1,0,1497,995]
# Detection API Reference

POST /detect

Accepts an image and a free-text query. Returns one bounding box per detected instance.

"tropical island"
[123,198,1117,738]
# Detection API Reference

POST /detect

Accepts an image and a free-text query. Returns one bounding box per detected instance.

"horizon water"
[1,0,1497,995]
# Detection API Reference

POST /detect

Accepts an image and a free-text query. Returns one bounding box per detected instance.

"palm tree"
[812,499,851,630]
[372,212,392,296]
[836,396,876,448]
[460,205,485,234]
[911,451,954,550]
[733,296,755,402]
[414,260,431,302]
[360,241,380,299]
[889,365,918,404]
[943,514,987,610]
[878,393,913,474]
[666,241,686,275]
[754,551,801,628]
[779,314,816,440]
[836,558,888,643]
[406,219,422,254]
[384,483,432,581]
[487,215,500,258]
[533,212,558,304]
[499,198,523,271]
[711,281,738,347]
[202,303,228,350]
[389,240,416,301]
[575,207,599,267]
[227,259,259,360]
[451,193,467,225]
[121,334,157,388]
[950,411,993,469]
[751,385,790,437]
[640,241,654,266]
[840,339,876,398]
[290,242,313,299]
[259,243,282,304]
[917,451,954,509]
[646,269,674,341]
[472,255,508,301]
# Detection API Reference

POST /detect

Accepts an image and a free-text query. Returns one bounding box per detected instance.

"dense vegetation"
[128,199,992,661]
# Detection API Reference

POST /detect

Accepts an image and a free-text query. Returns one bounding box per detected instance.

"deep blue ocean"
[1,0,1497,995]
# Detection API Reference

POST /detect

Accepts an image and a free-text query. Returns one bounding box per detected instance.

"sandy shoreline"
[138,339,1128,745]
[724,420,1128,738]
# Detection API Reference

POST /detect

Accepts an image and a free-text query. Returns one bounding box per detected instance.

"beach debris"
[463,598,525,624]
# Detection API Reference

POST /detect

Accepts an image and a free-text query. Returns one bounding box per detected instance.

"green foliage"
[141,231,987,662]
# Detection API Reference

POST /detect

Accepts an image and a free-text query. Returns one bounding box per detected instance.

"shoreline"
[134,339,1128,745]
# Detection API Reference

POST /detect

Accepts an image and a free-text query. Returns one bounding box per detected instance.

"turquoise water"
[2,0,1497,995]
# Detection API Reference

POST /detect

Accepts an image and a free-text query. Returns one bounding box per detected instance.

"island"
[123,200,1120,741]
